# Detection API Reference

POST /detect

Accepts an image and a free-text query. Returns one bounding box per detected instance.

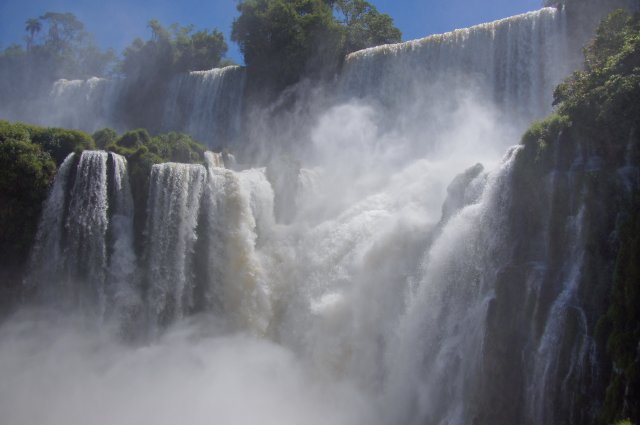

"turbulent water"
[2,7,610,425]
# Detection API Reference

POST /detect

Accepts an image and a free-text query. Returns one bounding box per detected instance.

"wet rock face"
[441,163,485,222]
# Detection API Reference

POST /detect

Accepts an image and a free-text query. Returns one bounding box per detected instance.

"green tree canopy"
[232,0,343,93]
[24,18,42,51]
[231,0,401,95]
[0,122,66,282]
[118,20,228,132]
[335,0,402,53]
[120,20,228,79]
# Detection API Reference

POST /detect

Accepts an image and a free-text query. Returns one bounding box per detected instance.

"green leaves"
[232,0,340,93]
[0,123,57,274]
[232,0,401,95]
[335,0,401,53]
[555,11,640,115]
[120,20,228,79]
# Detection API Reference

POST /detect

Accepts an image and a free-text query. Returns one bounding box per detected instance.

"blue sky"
[0,0,544,64]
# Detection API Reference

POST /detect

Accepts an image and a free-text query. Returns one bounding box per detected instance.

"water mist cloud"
[0,310,374,425]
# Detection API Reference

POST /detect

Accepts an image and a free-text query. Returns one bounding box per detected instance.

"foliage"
[3,12,116,78]
[0,12,115,121]
[28,127,95,165]
[120,20,228,79]
[106,129,205,163]
[334,0,402,53]
[232,0,401,95]
[92,128,118,150]
[0,123,57,286]
[117,20,228,131]
[0,120,95,165]
[546,10,640,164]
[554,11,640,116]
[232,0,343,93]
[105,129,207,253]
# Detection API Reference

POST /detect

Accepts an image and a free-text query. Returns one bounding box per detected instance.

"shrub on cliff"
[105,129,207,254]
[0,124,57,289]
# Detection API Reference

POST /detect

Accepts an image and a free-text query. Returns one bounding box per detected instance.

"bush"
[92,128,118,149]
[0,134,56,278]
[28,126,95,165]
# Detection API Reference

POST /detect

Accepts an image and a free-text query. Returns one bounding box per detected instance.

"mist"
[0,310,373,425]
[0,84,517,424]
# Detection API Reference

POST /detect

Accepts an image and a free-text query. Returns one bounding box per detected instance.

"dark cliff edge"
[475,11,640,424]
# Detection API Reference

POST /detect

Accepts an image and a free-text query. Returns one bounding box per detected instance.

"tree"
[334,0,402,53]
[39,12,86,55]
[0,123,57,285]
[92,128,118,150]
[231,0,401,95]
[24,18,42,51]
[2,11,116,120]
[118,20,228,131]
[173,27,227,72]
[232,0,343,93]
[120,20,228,78]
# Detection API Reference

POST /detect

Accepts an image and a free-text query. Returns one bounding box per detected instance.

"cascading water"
[108,153,140,318]
[163,66,246,147]
[144,162,206,327]
[381,147,522,425]
[26,151,136,318]
[64,150,110,312]
[200,153,275,333]
[26,153,77,301]
[340,8,571,130]
[36,66,246,148]
[46,77,127,132]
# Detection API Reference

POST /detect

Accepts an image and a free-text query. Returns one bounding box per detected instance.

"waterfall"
[26,153,77,300]
[38,66,246,148]
[144,163,206,327]
[340,8,571,129]
[64,150,110,312]
[527,205,590,425]
[26,151,137,318]
[201,153,275,333]
[9,6,622,425]
[108,153,140,317]
[381,147,521,425]
[163,66,246,147]
[47,77,126,133]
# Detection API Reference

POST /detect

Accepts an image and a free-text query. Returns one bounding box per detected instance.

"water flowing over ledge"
[340,8,571,127]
